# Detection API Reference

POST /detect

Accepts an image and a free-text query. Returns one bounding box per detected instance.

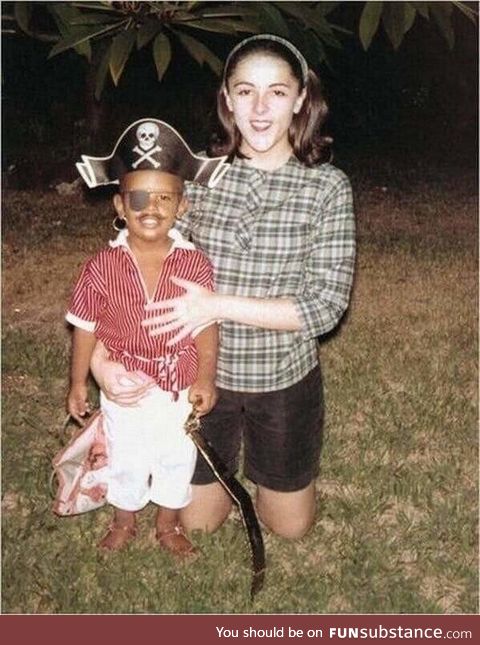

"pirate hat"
[76,119,229,189]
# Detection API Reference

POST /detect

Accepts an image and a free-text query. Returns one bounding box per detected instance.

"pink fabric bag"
[52,410,109,516]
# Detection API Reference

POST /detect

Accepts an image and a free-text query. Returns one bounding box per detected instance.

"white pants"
[100,387,196,511]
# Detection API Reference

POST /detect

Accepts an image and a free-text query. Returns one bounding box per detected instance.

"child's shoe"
[156,524,198,560]
[99,523,137,551]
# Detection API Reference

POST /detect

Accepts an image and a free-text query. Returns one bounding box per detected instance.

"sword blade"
[186,416,265,598]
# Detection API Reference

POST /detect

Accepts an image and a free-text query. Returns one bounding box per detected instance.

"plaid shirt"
[177,156,355,392]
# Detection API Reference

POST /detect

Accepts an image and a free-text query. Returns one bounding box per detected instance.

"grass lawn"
[2,162,478,613]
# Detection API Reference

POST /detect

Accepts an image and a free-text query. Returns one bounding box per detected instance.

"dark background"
[2,2,477,188]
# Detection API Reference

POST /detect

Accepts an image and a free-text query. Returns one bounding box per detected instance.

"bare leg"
[181,481,315,538]
[256,482,316,539]
[98,508,136,550]
[179,483,232,533]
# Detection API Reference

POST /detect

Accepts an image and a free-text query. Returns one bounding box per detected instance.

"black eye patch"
[127,190,150,211]
[124,190,178,211]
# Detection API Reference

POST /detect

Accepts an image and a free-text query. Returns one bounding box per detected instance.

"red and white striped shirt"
[66,229,214,393]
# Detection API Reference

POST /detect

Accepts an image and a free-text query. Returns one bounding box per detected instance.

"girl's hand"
[188,380,218,416]
[103,367,156,407]
[90,341,156,407]
[143,277,218,345]
[67,383,90,425]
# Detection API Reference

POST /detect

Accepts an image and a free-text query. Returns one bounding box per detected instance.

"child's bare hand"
[188,380,217,416]
[67,383,90,425]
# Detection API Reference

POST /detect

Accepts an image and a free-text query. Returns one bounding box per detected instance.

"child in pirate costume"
[66,119,228,554]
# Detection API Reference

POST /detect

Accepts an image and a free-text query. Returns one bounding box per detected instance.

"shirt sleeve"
[293,172,356,340]
[192,251,215,293]
[65,257,106,332]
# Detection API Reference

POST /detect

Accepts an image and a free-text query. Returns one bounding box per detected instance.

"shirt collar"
[232,154,303,173]
[109,227,195,252]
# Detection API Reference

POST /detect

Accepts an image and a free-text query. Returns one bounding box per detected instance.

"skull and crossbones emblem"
[132,122,162,168]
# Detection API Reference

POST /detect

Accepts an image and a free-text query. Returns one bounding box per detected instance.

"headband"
[224,34,309,86]
[76,119,229,189]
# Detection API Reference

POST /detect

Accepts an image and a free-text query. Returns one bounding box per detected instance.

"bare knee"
[259,508,315,539]
[180,483,232,534]
[257,483,316,539]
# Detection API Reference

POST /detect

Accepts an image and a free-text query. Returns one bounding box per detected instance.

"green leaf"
[152,32,171,81]
[48,4,86,28]
[14,1,32,34]
[359,1,383,50]
[68,12,119,26]
[430,2,455,48]
[176,17,254,35]
[47,22,122,58]
[48,3,96,60]
[199,6,260,19]
[109,28,136,85]
[403,3,417,35]
[47,30,90,59]
[78,38,92,60]
[316,2,341,17]
[172,30,223,75]
[305,30,328,65]
[309,8,344,47]
[257,3,291,38]
[277,2,342,47]
[382,2,415,50]
[278,2,326,30]
[451,1,478,25]
[71,2,122,11]
[136,18,161,49]
[94,43,112,100]
[412,2,430,20]
[274,1,308,23]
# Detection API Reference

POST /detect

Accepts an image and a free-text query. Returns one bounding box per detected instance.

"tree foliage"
[2,1,476,100]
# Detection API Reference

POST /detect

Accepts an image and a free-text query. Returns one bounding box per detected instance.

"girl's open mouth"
[250,121,272,132]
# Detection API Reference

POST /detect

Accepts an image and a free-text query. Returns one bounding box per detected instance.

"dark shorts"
[192,366,324,492]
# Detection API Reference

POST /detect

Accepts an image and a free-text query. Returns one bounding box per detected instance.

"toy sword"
[184,407,265,598]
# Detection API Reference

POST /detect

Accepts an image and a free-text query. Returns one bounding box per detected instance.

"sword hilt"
[184,406,201,435]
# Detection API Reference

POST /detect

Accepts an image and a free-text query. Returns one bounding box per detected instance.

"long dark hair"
[208,39,332,166]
